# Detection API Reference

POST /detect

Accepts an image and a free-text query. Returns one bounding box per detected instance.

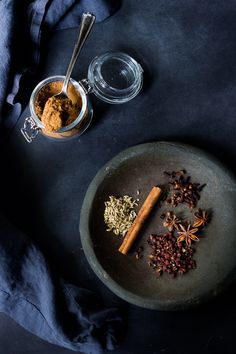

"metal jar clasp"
[79,79,93,95]
[21,116,40,143]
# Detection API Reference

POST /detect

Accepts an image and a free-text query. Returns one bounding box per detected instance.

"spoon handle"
[62,12,96,94]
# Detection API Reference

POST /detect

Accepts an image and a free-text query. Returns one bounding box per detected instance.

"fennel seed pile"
[104,195,138,236]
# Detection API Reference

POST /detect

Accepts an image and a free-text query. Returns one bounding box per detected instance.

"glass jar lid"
[87,51,143,104]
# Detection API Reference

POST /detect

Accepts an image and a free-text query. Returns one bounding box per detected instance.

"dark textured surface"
[1,0,236,353]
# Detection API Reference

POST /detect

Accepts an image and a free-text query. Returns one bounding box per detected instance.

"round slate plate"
[79,142,236,310]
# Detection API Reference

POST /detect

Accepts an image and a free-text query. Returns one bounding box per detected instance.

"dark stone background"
[1,1,236,353]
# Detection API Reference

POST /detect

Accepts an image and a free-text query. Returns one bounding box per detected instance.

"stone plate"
[79,142,236,310]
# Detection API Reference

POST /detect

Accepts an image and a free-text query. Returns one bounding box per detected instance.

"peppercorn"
[147,232,196,277]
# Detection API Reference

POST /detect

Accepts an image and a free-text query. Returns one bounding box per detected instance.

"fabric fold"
[0,213,122,353]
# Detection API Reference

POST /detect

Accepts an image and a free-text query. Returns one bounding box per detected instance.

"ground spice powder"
[34,81,82,132]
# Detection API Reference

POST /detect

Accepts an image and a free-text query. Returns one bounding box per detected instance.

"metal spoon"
[54,12,96,100]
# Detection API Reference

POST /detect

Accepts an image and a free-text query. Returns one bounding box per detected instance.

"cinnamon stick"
[118,186,162,255]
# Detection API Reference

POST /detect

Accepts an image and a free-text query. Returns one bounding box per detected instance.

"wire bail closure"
[21,116,40,143]
[79,78,93,95]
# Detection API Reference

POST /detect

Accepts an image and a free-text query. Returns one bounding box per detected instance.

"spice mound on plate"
[164,169,206,209]
[147,232,196,277]
[104,195,138,236]
[35,81,82,132]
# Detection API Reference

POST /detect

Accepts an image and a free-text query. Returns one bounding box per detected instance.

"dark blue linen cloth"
[0,1,122,353]
[0,0,120,131]
[0,213,122,353]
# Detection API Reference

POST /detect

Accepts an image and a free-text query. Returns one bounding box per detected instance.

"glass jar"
[21,51,143,143]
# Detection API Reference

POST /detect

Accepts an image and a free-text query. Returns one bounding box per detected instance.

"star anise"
[193,209,210,228]
[163,211,181,231]
[177,224,199,247]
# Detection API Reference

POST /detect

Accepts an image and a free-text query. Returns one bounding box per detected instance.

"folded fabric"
[0,213,122,353]
[0,0,120,131]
